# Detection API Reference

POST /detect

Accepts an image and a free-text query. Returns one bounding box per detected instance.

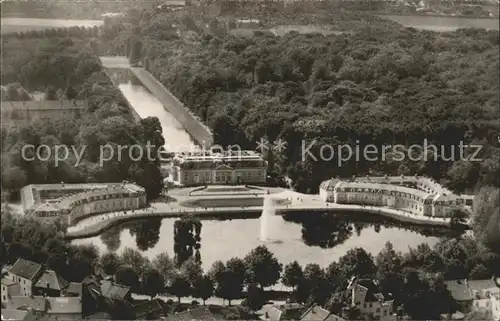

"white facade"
[319,176,470,218]
[8,273,32,297]
[1,283,7,302]
[170,151,267,186]
[349,278,397,321]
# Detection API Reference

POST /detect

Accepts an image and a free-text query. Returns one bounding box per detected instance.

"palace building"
[169,151,267,186]
[319,175,474,218]
[20,182,147,225]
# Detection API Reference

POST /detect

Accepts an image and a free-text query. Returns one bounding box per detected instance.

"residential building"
[1,309,37,321]
[347,278,397,321]
[100,280,131,301]
[134,299,165,319]
[8,259,43,297]
[169,151,267,186]
[20,182,147,226]
[5,296,82,320]
[63,283,83,297]
[299,304,345,321]
[5,296,47,316]
[2,277,21,302]
[164,306,215,321]
[320,175,473,218]
[445,278,500,316]
[45,297,82,320]
[264,303,305,321]
[0,100,86,122]
[33,270,69,297]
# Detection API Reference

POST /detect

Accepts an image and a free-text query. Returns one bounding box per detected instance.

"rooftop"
[46,297,82,314]
[9,259,42,281]
[445,279,474,302]
[21,182,145,214]
[321,175,457,194]
[100,280,131,299]
[164,306,215,321]
[6,296,47,312]
[134,299,164,318]
[34,270,69,291]
[0,309,33,321]
[65,282,83,296]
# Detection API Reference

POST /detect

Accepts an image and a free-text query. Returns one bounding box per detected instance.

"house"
[8,259,43,296]
[164,306,215,321]
[299,305,345,321]
[45,297,82,320]
[134,299,165,319]
[34,270,69,297]
[6,296,48,315]
[445,278,500,317]
[2,277,21,302]
[263,303,305,321]
[1,309,37,321]
[63,282,83,297]
[86,312,112,319]
[5,296,82,320]
[348,278,397,321]
[100,280,131,300]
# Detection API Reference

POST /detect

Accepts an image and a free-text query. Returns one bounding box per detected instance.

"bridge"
[64,190,459,240]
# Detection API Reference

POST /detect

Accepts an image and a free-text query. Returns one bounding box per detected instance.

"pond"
[72,212,462,271]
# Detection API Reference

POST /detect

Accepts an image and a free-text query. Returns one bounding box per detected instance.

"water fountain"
[260,194,283,243]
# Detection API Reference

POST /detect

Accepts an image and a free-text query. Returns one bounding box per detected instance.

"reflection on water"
[75,212,462,270]
[118,82,196,152]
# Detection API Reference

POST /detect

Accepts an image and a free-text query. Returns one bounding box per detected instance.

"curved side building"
[319,175,474,218]
[20,182,147,226]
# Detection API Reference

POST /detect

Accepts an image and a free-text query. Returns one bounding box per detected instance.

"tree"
[2,166,28,192]
[243,283,266,312]
[449,208,469,226]
[282,261,304,289]
[468,264,492,280]
[180,258,203,287]
[152,253,176,286]
[193,275,214,305]
[129,38,143,65]
[115,266,140,291]
[483,211,500,255]
[121,247,149,276]
[65,84,77,100]
[169,275,191,303]
[142,268,165,299]
[338,248,376,278]
[215,258,246,306]
[243,245,282,289]
[100,252,122,276]
[44,86,58,100]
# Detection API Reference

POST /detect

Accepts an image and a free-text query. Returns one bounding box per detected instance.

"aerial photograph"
[0,0,499,320]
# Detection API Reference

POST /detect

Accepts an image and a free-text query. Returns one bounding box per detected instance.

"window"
[376,308,380,313]
[369,303,372,308]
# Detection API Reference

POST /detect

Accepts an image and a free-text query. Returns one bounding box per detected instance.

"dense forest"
[1,34,164,200]
[100,7,500,194]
